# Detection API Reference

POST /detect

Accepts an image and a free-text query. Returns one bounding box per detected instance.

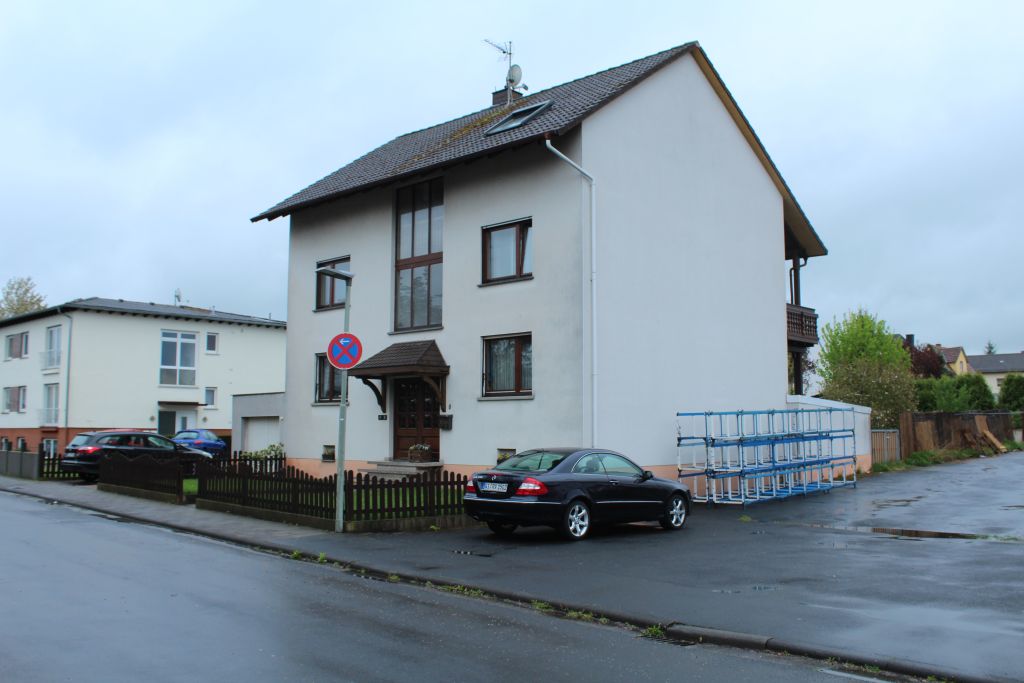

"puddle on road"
[451,549,494,558]
[796,521,1023,543]
[871,497,922,509]
[1002,505,1024,511]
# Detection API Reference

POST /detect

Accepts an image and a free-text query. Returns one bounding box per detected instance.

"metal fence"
[871,429,901,464]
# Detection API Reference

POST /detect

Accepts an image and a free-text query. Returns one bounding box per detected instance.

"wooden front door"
[393,378,440,460]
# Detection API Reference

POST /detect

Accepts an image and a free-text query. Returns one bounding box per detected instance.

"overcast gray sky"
[2,0,1021,354]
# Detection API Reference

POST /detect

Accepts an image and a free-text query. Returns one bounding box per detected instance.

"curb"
[1,483,1008,683]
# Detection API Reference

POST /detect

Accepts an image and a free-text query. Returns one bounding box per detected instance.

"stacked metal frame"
[676,408,857,505]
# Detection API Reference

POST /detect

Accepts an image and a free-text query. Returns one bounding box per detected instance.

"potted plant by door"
[407,443,433,463]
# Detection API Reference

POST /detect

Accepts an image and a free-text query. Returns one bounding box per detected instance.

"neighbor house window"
[316,256,351,310]
[395,179,443,330]
[204,387,217,408]
[5,332,28,359]
[3,386,26,412]
[44,325,61,368]
[205,333,219,353]
[315,354,343,402]
[483,219,532,283]
[483,334,532,396]
[160,331,197,385]
[42,383,59,424]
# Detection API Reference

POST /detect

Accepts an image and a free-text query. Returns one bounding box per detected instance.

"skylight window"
[485,100,552,135]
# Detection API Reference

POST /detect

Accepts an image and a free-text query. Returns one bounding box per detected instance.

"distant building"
[0,298,285,453]
[965,352,1024,397]
[935,345,972,375]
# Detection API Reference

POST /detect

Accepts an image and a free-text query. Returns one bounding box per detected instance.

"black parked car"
[463,448,691,541]
[61,430,214,481]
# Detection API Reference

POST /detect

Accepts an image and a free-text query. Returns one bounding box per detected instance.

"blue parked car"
[171,429,226,456]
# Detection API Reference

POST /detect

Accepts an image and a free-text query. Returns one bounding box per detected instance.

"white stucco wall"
[581,53,790,466]
[283,138,587,465]
[0,315,68,430]
[67,311,285,430]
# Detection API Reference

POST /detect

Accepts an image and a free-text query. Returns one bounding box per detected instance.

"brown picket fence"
[99,454,184,498]
[344,470,468,521]
[197,461,336,520]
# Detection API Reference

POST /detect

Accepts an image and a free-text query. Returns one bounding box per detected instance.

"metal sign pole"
[336,281,350,533]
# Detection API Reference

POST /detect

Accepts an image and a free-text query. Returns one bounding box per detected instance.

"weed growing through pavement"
[641,625,665,639]
[531,600,553,612]
[738,514,753,523]
[317,552,327,564]
[566,610,594,622]
[387,574,400,583]
[438,584,486,598]
[290,550,302,560]
[429,525,441,532]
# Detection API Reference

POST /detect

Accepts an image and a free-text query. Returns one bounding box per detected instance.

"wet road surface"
[0,492,855,683]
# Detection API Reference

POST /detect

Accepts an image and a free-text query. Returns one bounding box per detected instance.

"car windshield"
[69,434,91,446]
[494,450,567,472]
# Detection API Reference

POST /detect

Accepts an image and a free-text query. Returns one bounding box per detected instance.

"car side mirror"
[642,470,654,481]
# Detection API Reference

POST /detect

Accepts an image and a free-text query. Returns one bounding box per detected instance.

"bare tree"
[0,277,46,318]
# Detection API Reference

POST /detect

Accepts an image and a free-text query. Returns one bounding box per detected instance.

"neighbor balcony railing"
[38,408,59,426]
[786,304,818,347]
[40,348,61,369]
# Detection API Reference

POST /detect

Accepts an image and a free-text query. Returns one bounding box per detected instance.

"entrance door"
[393,378,440,460]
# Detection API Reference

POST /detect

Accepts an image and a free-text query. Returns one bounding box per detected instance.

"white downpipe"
[545,138,597,447]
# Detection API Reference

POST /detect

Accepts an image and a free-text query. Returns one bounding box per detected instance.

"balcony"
[787,304,818,347]
[40,348,61,369]
[39,408,60,426]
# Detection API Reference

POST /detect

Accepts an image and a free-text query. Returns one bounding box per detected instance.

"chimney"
[906,334,915,348]
[492,89,523,107]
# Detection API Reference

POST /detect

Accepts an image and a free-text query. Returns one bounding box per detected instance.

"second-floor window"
[205,333,219,353]
[395,178,443,330]
[5,332,28,359]
[483,219,532,283]
[44,325,61,367]
[2,386,26,412]
[160,331,196,386]
[316,256,351,310]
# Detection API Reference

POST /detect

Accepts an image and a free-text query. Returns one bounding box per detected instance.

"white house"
[0,298,286,454]
[966,352,1024,397]
[252,42,831,478]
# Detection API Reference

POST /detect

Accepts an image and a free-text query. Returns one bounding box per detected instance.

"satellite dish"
[507,64,522,88]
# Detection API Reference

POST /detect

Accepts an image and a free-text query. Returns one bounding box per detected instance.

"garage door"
[242,417,280,453]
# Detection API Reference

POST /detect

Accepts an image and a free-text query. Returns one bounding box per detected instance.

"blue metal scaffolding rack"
[676,408,857,505]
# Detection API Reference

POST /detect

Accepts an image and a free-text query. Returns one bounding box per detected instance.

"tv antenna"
[484,39,527,105]
[173,288,182,306]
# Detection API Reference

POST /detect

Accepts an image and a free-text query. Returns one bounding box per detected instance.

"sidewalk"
[4,458,1023,683]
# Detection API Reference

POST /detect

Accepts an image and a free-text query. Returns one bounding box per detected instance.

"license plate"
[479,482,507,493]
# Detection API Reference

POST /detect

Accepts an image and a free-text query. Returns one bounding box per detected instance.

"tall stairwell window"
[395,178,443,330]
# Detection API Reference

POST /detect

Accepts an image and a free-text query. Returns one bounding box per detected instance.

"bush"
[915,374,996,412]
[999,374,1024,411]
[818,310,910,386]
[821,356,916,428]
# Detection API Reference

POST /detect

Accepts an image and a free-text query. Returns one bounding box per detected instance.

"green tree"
[0,277,45,318]
[984,340,997,354]
[823,357,916,428]
[818,309,910,386]
[956,373,995,410]
[818,310,915,427]
[999,374,1024,411]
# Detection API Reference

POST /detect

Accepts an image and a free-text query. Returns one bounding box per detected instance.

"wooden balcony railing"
[787,304,818,347]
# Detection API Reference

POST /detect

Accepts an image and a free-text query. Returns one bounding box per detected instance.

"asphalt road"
[0,492,855,683]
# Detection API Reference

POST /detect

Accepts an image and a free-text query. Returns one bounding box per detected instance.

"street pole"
[336,278,350,533]
[318,266,355,534]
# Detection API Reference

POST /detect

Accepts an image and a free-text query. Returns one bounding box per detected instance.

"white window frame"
[204,387,217,409]
[3,386,26,413]
[42,439,58,457]
[42,383,59,424]
[43,325,61,368]
[205,332,219,354]
[160,330,197,386]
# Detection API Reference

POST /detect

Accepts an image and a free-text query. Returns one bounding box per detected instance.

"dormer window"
[485,101,552,135]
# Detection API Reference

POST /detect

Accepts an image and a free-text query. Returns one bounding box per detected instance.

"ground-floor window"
[483,334,532,396]
[42,439,58,456]
[315,353,344,402]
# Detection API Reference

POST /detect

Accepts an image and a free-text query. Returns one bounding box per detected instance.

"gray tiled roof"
[966,353,1024,374]
[0,297,285,329]
[252,43,697,222]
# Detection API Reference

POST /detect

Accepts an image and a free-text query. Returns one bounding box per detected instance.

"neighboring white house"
[966,352,1024,397]
[252,42,830,478]
[0,298,286,453]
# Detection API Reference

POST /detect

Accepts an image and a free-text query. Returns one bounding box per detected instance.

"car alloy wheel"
[660,494,687,530]
[562,500,591,540]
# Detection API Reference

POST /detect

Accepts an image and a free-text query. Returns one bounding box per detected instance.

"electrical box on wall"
[438,414,453,430]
